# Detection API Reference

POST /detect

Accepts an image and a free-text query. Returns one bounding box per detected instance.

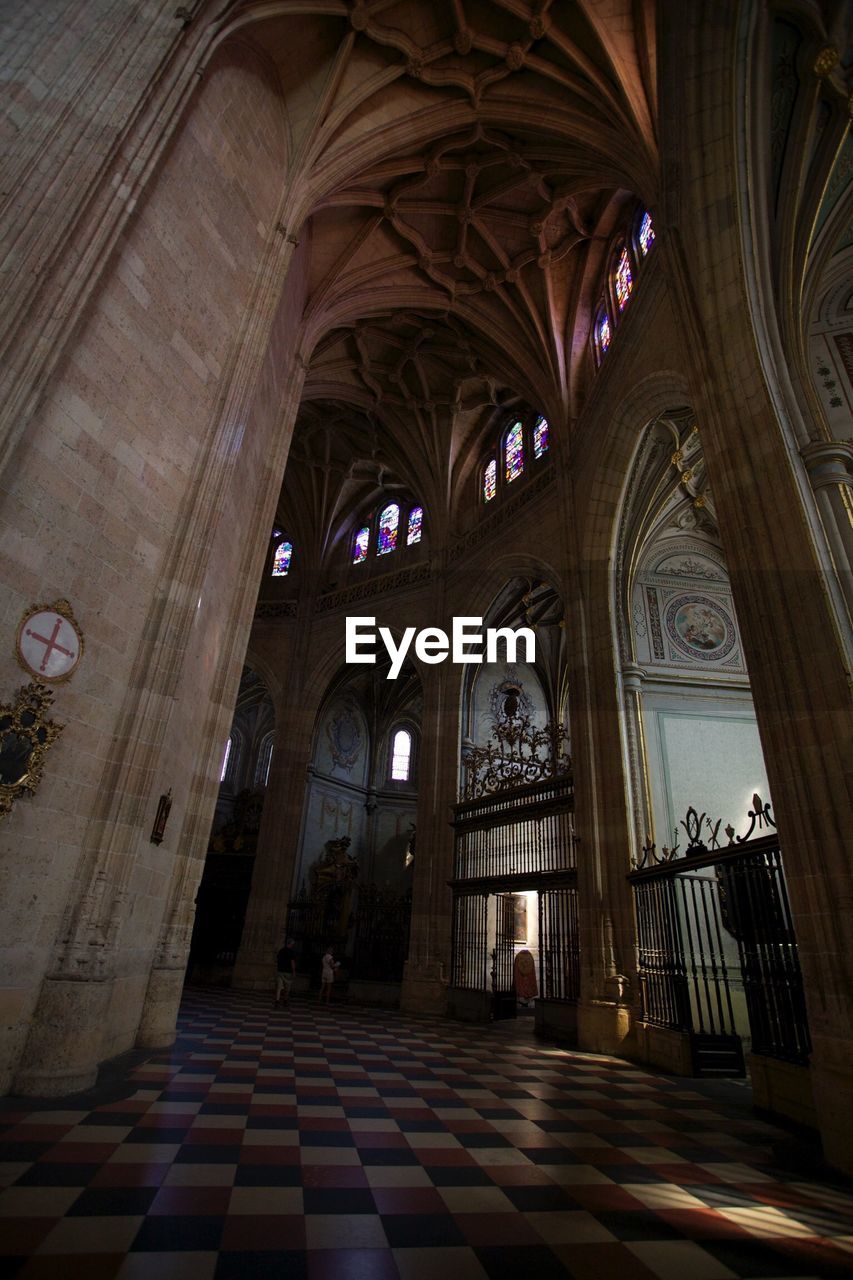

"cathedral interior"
[1,1,852,1276]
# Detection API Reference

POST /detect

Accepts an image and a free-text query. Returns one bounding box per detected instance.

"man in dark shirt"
[274,937,297,1008]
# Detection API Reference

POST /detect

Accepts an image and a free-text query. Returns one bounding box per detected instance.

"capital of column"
[621,663,646,692]
[800,439,853,491]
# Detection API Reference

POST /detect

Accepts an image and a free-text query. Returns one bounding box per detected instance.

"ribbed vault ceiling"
[232,0,659,565]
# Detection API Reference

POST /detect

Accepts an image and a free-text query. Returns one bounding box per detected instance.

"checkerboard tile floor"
[1,988,851,1279]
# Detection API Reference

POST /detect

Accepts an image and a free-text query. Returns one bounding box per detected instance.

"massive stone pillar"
[231,642,319,990]
[3,16,309,1090]
[661,1,853,1174]
[400,664,460,1016]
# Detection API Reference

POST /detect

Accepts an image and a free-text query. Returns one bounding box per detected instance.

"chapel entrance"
[448,774,579,1039]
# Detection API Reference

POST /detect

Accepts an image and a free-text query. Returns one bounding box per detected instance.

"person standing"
[319,947,340,1004]
[274,937,297,1008]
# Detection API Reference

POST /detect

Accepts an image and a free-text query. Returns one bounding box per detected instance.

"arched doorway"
[448,578,577,1039]
[186,665,275,983]
[285,659,421,1003]
[615,413,811,1081]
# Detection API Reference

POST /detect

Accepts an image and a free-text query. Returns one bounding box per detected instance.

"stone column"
[800,441,853,616]
[555,451,636,1058]
[660,0,853,1173]
[231,681,318,989]
[400,664,460,1015]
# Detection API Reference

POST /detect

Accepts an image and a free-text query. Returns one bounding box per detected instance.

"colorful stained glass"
[272,540,292,576]
[483,458,497,502]
[505,421,524,483]
[615,246,633,311]
[407,505,423,545]
[352,526,370,564]
[377,503,399,555]
[638,210,655,256]
[533,416,549,459]
[598,309,611,354]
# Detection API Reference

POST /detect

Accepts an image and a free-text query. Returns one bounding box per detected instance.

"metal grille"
[539,887,580,1001]
[630,836,811,1066]
[453,779,575,881]
[716,846,811,1063]
[491,895,517,1018]
[451,894,488,990]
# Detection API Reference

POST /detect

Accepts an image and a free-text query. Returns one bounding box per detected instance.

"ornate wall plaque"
[16,599,83,682]
[0,683,64,818]
[664,593,736,662]
[326,705,362,771]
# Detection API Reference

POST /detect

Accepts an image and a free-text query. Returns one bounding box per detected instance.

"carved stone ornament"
[16,598,83,683]
[0,682,64,819]
[326,705,362,771]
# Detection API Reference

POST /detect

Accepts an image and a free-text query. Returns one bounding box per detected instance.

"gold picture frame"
[0,683,64,819]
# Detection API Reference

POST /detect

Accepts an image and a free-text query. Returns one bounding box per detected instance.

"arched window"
[352,526,370,564]
[272,539,292,576]
[377,503,399,555]
[596,307,612,359]
[533,415,549,459]
[637,209,655,256]
[255,733,274,787]
[220,736,232,783]
[407,506,423,545]
[483,458,497,502]
[390,727,412,781]
[505,421,524,483]
[614,245,633,312]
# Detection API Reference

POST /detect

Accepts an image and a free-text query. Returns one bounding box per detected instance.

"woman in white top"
[319,948,339,1003]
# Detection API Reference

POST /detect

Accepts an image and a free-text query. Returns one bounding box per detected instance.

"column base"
[400,962,448,1017]
[13,977,111,1097]
[231,954,275,991]
[633,1021,694,1075]
[576,999,633,1057]
[749,1054,816,1131]
[136,966,183,1050]
[810,1056,853,1176]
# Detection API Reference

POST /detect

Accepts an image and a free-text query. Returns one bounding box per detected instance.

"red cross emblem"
[16,602,83,683]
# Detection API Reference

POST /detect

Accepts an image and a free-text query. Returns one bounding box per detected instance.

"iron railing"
[630,804,811,1066]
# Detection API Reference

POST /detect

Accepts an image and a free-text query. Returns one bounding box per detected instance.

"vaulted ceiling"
[229,0,659,564]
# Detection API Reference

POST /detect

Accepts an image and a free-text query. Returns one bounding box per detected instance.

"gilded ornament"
[0,682,64,819]
[813,46,839,78]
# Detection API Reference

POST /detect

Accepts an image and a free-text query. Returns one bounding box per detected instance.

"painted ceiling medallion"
[664,594,736,662]
[16,599,83,683]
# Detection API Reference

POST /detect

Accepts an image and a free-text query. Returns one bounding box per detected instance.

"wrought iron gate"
[630,802,810,1076]
[449,774,577,1023]
[539,887,580,1002]
[491,894,517,1019]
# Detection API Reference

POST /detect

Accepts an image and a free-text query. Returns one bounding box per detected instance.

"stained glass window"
[391,728,412,781]
[407,506,423,545]
[377,503,399,555]
[272,539,292,576]
[615,245,633,311]
[638,210,655,256]
[597,309,611,356]
[483,458,497,502]
[220,737,232,783]
[533,415,549,459]
[505,421,524,483]
[352,526,370,564]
